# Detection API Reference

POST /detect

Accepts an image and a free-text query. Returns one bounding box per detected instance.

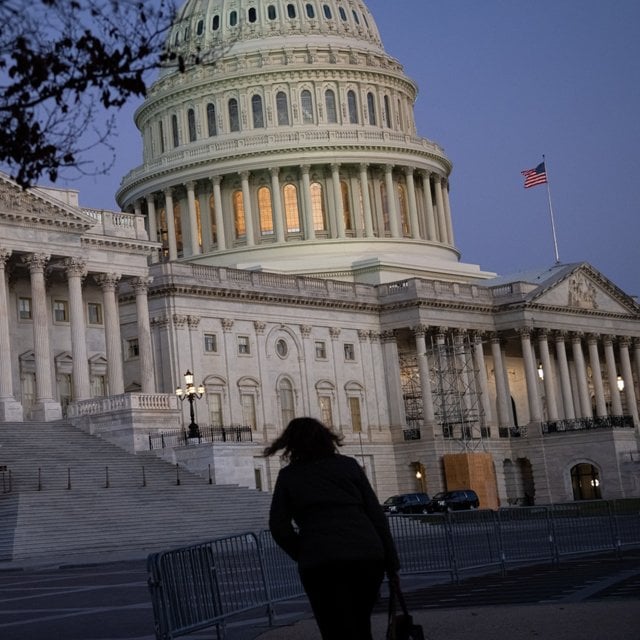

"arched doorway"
[571,463,602,500]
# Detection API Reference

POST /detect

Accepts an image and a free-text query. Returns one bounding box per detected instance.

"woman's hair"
[263,417,343,462]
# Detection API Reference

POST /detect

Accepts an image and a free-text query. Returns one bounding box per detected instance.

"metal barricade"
[551,501,617,558]
[611,498,640,550]
[388,514,454,580]
[498,506,555,567]
[257,530,304,602]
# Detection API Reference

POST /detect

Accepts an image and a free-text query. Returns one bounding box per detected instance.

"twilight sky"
[52,0,640,298]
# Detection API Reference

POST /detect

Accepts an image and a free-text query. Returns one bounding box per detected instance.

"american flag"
[521,162,548,188]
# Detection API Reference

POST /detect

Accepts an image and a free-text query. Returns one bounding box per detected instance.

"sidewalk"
[257,601,640,639]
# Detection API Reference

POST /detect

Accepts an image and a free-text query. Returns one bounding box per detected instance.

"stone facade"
[1,0,639,506]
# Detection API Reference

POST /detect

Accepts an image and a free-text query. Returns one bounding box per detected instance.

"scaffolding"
[401,334,487,451]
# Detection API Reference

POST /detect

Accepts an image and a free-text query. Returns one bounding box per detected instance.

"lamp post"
[176,370,205,439]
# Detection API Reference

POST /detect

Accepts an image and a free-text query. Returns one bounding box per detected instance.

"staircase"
[0,421,272,566]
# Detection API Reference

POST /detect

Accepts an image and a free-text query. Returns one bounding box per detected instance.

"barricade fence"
[147,499,640,639]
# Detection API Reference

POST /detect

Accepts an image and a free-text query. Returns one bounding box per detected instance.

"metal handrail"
[148,425,254,450]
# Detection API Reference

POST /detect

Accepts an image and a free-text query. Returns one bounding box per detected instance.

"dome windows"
[301,90,314,124]
[187,108,197,142]
[287,4,297,19]
[347,90,359,124]
[352,10,360,25]
[196,19,204,36]
[267,5,277,20]
[258,186,274,235]
[276,92,290,126]
[325,90,337,124]
[229,10,238,27]
[252,95,265,129]
[171,114,180,147]
[306,3,315,19]
[207,103,217,137]
[367,92,376,126]
[323,5,332,19]
[248,7,257,23]
[339,7,347,21]
[228,99,240,132]
[212,14,220,30]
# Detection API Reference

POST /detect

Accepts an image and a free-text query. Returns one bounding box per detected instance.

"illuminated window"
[258,186,274,234]
[341,181,352,230]
[310,182,327,231]
[283,184,300,233]
[380,183,390,232]
[398,184,410,235]
[349,396,362,432]
[319,396,333,427]
[279,378,295,427]
[233,190,246,237]
[208,194,217,244]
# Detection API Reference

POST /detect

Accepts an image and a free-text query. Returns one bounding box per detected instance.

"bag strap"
[390,579,410,618]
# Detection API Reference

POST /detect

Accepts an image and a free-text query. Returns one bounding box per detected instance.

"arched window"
[267,5,277,20]
[276,91,290,125]
[339,7,347,21]
[279,378,295,428]
[229,10,238,26]
[212,14,220,30]
[196,20,204,36]
[310,182,327,231]
[248,7,257,22]
[384,95,392,128]
[325,89,337,123]
[287,4,296,19]
[158,121,165,153]
[397,184,410,235]
[571,463,602,500]
[173,202,183,254]
[367,92,376,126]
[306,3,315,19]
[340,181,352,230]
[323,5,332,20]
[301,90,314,124]
[347,90,358,124]
[252,94,264,128]
[233,190,246,238]
[397,97,404,130]
[187,108,196,142]
[171,114,179,147]
[258,186,274,234]
[283,184,300,233]
[207,103,217,136]
[228,98,240,132]
[352,10,360,25]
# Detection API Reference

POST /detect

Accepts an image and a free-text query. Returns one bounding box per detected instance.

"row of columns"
[411,326,640,435]
[134,163,454,262]
[0,249,156,421]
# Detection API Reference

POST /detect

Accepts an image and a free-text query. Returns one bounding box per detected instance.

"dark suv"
[426,489,480,513]
[382,492,430,514]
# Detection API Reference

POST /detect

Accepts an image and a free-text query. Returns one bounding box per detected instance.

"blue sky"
[56,0,640,297]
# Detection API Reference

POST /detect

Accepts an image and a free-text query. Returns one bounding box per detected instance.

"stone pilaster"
[95,273,124,396]
[131,276,155,394]
[0,249,22,420]
[65,258,91,401]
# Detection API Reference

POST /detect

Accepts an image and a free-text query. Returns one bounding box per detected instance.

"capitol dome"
[117,0,489,283]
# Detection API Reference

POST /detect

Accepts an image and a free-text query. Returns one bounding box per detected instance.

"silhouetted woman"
[265,417,400,640]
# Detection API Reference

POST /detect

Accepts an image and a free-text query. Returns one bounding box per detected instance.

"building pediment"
[0,172,97,232]
[530,264,639,316]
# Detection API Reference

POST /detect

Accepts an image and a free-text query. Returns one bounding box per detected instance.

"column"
[211,176,226,250]
[0,249,22,420]
[519,327,542,423]
[442,178,455,245]
[490,334,511,427]
[587,334,607,417]
[300,165,315,241]
[331,163,346,238]
[146,195,159,263]
[96,273,124,396]
[240,171,255,246]
[384,165,401,238]
[413,326,436,430]
[404,168,420,239]
[186,181,201,256]
[421,172,438,241]
[380,330,406,427]
[633,340,640,404]
[433,176,447,243]
[164,188,178,261]
[65,258,91,401]
[537,330,558,421]
[359,163,374,238]
[473,332,494,429]
[24,253,61,420]
[571,333,592,418]
[269,167,285,243]
[618,338,639,427]
[132,277,155,394]
[603,336,623,416]
[554,332,575,419]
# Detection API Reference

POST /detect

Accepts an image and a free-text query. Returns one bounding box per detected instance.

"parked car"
[426,489,480,513]
[382,492,430,514]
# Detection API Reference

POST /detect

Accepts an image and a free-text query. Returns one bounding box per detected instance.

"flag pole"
[543,154,560,264]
